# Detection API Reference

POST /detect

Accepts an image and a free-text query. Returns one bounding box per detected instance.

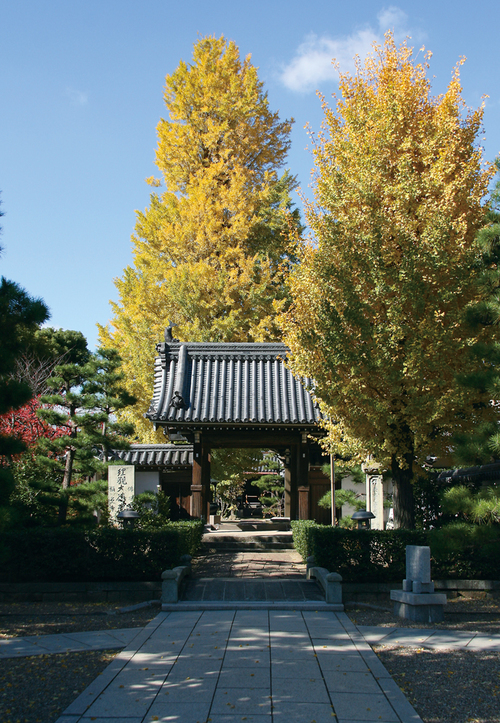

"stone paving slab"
[0,627,143,658]
[355,625,500,651]
[163,601,344,611]
[465,634,500,651]
[3,609,494,722]
[356,626,435,645]
[53,609,427,723]
[417,630,480,648]
[272,702,336,721]
[181,577,324,603]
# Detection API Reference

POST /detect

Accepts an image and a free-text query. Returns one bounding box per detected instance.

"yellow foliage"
[281,34,494,478]
[100,36,299,439]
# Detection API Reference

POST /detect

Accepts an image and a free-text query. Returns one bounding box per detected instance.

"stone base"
[392,601,444,623]
[391,589,447,623]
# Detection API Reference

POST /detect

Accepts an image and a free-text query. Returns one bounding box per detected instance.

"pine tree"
[280,34,494,528]
[100,36,301,440]
[0,202,50,503]
[35,348,135,524]
[253,453,285,517]
[453,158,500,464]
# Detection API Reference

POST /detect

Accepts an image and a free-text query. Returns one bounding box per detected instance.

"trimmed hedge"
[0,521,203,583]
[291,521,500,582]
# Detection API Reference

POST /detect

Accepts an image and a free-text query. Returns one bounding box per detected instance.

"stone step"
[202,531,295,551]
[201,541,295,551]
[181,577,324,603]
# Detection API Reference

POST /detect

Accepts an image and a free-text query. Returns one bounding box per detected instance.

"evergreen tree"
[0,203,50,503]
[80,347,136,462]
[12,327,89,396]
[252,453,285,517]
[34,348,135,524]
[100,36,301,441]
[280,34,494,528]
[210,448,263,519]
[453,158,500,464]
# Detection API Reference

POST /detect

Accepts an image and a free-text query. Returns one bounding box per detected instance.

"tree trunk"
[58,448,75,525]
[391,453,416,529]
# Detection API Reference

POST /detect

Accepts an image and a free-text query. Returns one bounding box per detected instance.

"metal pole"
[330,453,335,526]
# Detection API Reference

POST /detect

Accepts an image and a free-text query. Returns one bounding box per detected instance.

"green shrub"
[297,524,427,582]
[0,520,203,583]
[291,521,500,582]
[131,490,171,529]
[428,523,500,579]
[290,519,318,561]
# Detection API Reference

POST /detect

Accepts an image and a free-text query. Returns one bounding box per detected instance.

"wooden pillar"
[298,434,310,520]
[298,486,310,520]
[284,460,292,519]
[202,446,211,522]
[190,433,210,520]
[284,443,299,520]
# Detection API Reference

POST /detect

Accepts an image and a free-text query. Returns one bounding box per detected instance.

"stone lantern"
[117,508,140,529]
[351,509,376,529]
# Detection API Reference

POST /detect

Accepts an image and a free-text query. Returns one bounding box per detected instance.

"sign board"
[366,474,384,530]
[108,465,135,522]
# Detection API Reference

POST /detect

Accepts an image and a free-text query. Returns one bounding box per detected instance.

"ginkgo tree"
[280,34,495,529]
[100,36,301,440]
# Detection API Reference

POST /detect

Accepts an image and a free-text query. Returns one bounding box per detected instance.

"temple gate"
[145,336,327,521]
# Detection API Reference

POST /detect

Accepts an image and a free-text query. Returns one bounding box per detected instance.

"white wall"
[340,474,394,528]
[135,471,160,496]
[340,474,365,518]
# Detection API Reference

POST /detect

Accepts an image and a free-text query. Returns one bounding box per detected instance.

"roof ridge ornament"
[165,322,179,343]
[170,391,186,410]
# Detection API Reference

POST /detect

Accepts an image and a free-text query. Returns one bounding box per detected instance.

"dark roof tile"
[146,341,321,428]
[112,444,193,467]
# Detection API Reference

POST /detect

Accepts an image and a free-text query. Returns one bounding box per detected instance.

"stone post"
[391,545,447,622]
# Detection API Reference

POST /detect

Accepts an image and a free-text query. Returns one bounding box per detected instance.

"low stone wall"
[0,581,162,603]
[0,578,498,604]
[343,579,500,603]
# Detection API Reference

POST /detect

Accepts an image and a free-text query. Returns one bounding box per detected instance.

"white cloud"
[66,87,88,106]
[377,6,411,42]
[280,29,377,93]
[280,6,421,93]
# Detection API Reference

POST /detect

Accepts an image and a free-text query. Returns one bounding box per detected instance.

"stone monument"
[391,545,447,622]
[108,465,135,523]
[362,460,384,529]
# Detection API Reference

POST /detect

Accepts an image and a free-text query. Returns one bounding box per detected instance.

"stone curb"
[162,601,344,611]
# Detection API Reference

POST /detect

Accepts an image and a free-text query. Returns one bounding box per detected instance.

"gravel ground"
[0,648,116,723]
[0,602,159,723]
[346,593,500,635]
[0,596,498,723]
[0,601,159,638]
[348,593,500,723]
[376,645,500,723]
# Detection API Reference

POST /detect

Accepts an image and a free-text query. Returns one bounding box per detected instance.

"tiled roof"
[437,461,500,483]
[112,444,193,467]
[146,341,322,429]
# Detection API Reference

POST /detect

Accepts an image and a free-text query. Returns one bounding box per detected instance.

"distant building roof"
[146,340,322,431]
[437,462,500,484]
[112,444,193,467]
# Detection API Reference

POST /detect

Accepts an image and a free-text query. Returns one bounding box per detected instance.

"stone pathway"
[0,627,143,658]
[192,550,306,578]
[182,531,326,606]
[2,620,499,661]
[55,608,426,723]
[181,578,324,604]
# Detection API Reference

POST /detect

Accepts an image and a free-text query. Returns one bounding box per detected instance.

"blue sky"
[1,1,499,350]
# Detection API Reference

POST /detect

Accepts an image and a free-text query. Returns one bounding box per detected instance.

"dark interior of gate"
[144,336,333,522]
